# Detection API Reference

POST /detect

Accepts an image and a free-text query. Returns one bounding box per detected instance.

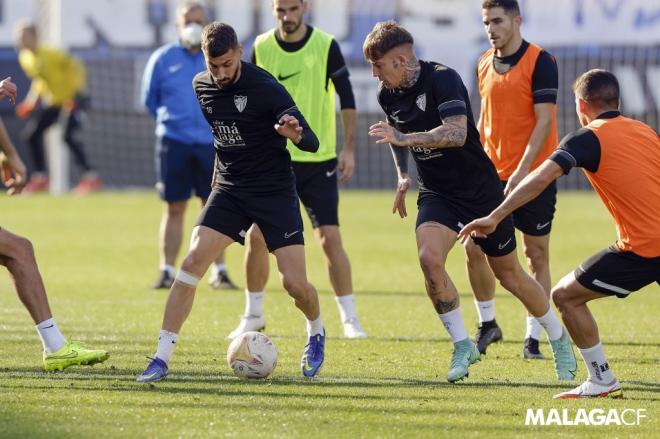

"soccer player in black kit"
[365,21,576,383]
[137,22,326,382]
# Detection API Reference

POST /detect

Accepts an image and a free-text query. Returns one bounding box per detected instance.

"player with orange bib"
[459,69,660,399]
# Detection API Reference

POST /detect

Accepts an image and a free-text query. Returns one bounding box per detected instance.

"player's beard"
[282,18,302,35]
[215,62,242,88]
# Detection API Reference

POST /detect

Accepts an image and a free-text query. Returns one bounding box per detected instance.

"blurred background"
[0,0,658,191]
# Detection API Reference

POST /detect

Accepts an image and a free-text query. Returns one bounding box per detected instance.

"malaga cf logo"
[416,93,426,111]
[234,95,247,112]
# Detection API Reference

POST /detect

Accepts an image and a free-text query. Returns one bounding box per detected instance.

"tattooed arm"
[368,114,467,149]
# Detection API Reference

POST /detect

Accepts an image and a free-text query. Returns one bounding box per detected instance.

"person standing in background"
[142,1,236,290]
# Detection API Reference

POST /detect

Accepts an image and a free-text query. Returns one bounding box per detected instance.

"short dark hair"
[573,69,620,109]
[201,21,238,57]
[363,21,414,62]
[482,0,520,15]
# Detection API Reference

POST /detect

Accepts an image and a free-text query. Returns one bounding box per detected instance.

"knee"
[418,249,444,278]
[166,201,186,218]
[318,231,342,257]
[524,244,548,271]
[3,235,36,271]
[551,285,569,311]
[180,251,204,274]
[13,235,36,263]
[464,240,486,267]
[494,267,521,293]
[246,227,267,250]
[282,274,309,299]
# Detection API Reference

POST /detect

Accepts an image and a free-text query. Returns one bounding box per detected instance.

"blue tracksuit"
[141,42,214,201]
[142,42,212,144]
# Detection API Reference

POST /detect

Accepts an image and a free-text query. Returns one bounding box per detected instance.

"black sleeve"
[549,128,601,174]
[431,67,469,120]
[531,51,559,104]
[327,39,356,110]
[270,81,319,152]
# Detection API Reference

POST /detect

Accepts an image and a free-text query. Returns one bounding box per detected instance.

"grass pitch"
[0,190,657,438]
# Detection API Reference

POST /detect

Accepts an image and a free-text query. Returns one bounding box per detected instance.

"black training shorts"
[416,192,516,257]
[503,180,557,236]
[292,158,339,228]
[197,187,304,252]
[575,245,660,298]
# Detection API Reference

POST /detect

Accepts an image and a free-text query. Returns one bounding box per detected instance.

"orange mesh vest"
[478,43,558,180]
[584,116,660,257]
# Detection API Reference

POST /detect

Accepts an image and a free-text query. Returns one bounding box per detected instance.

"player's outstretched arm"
[369,115,467,149]
[458,160,563,241]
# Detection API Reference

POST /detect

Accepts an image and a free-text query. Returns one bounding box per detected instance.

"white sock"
[306,315,324,337]
[245,290,264,317]
[214,263,226,273]
[36,318,67,353]
[525,315,543,340]
[474,299,495,323]
[438,308,469,343]
[155,329,178,364]
[579,342,616,384]
[335,294,358,324]
[161,264,176,277]
[534,307,563,341]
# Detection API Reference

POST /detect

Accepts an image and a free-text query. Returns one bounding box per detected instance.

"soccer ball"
[226,331,278,379]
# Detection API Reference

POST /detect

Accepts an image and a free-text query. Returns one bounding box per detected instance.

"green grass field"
[0,191,657,438]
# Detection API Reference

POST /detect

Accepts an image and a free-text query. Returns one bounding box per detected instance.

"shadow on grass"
[3,366,658,397]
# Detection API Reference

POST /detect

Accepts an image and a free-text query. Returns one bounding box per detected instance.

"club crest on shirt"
[234,95,247,113]
[416,93,426,111]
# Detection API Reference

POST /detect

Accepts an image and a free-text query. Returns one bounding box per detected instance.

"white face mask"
[180,22,203,48]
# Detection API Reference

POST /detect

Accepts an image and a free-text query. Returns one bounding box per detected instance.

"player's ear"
[577,97,588,114]
[302,0,309,14]
[397,53,408,67]
[514,14,522,28]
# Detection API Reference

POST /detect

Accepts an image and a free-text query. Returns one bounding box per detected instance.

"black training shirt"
[377,61,501,202]
[193,62,319,194]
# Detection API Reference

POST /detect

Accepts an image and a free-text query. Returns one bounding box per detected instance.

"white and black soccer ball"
[226,331,278,379]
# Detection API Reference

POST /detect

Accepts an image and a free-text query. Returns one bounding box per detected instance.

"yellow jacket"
[18,45,86,106]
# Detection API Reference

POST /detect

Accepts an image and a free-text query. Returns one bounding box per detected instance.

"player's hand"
[337,149,355,183]
[392,176,410,218]
[274,114,303,143]
[457,216,498,243]
[15,100,37,120]
[0,77,17,104]
[0,151,27,195]
[504,167,528,196]
[368,120,406,146]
